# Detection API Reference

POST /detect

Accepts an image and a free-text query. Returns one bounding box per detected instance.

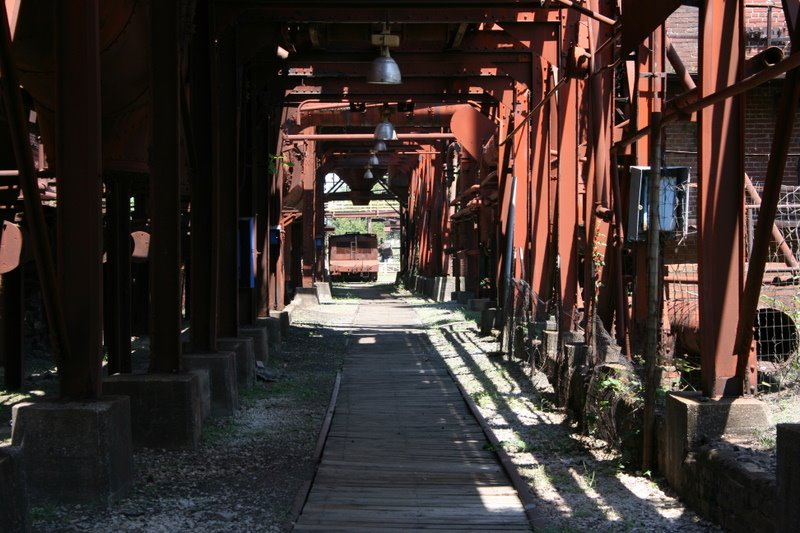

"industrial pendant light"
[374,140,387,152]
[367,24,401,85]
[367,47,402,84]
[368,151,380,166]
[363,165,374,180]
[374,106,396,141]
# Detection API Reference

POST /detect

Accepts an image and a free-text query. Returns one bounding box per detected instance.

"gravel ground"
[2,283,797,532]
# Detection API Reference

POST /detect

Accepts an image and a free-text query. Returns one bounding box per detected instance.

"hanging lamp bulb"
[374,140,387,152]
[368,151,380,166]
[367,46,402,84]
[363,166,374,180]
[374,117,396,140]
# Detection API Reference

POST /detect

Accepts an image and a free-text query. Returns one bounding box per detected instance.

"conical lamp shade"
[374,140,387,152]
[368,153,380,166]
[367,48,402,84]
[374,119,396,141]
[363,167,374,180]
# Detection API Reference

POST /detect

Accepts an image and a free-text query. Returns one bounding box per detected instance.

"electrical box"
[627,166,690,242]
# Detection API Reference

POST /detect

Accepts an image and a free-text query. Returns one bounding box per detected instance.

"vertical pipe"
[643,113,662,470]
[502,173,517,343]
[56,0,103,398]
[149,0,183,373]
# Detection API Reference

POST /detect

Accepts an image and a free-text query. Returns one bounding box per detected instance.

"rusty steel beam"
[215,31,240,338]
[697,0,745,398]
[735,6,800,394]
[149,0,183,373]
[188,0,219,352]
[284,133,456,141]
[0,1,71,373]
[104,177,132,374]
[55,0,104,398]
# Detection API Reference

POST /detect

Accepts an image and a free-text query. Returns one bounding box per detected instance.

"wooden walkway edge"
[293,289,532,532]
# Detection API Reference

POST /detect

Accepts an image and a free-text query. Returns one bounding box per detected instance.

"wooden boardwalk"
[294,288,531,532]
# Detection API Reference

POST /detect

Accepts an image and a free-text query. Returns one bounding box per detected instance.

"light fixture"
[374,106,396,140]
[367,25,401,85]
[368,151,380,166]
[363,166,374,180]
[374,140,387,152]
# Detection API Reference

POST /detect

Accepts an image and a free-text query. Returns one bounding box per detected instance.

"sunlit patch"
[356,336,376,344]
[568,467,622,521]
[519,464,573,515]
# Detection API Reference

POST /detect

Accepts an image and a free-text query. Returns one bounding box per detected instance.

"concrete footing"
[11,397,133,505]
[183,352,239,416]
[102,373,205,449]
[777,424,800,532]
[0,446,30,532]
[262,317,283,356]
[276,310,291,337]
[293,287,319,307]
[315,282,333,303]
[662,392,770,492]
[240,326,269,365]
[188,368,211,420]
[218,337,255,388]
[480,308,497,336]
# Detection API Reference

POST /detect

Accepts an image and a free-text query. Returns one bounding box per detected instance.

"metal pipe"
[617,49,800,151]
[284,132,456,141]
[643,112,662,471]
[554,0,616,26]
[502,174,517,342]
[743,174,799,268]
[665,36,696,92]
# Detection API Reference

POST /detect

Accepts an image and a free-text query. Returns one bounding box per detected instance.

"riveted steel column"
[698,0,745,397]
[104,176,132,374]
[149,0,182,373]
[215,31,239,337]
[56,0,104,397]
[188,0,219,352]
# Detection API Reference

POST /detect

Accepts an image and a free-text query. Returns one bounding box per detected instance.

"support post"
[149,0,182,373]
[1,267,23,390]
[697,0,745,398]
[104,177,132,374]
[56,0,104,398]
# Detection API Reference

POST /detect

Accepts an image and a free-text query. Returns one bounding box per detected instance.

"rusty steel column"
[104,176,132,374]
[300,146,317,287]
[56,0,104,397]
[215,31,240,337]
[148,0,183,373]
[697,0,745,398]
[188,0,219,352]
[1,266,23,390]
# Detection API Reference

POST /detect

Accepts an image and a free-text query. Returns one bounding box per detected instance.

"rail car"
[328,233,379,281]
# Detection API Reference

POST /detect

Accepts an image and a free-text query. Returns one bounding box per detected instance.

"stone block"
[664,392,771,492]
[11,397,133,505]
[456,291,474,305]
[293,287,319,307]
[102,373,204,449]
[218,337,255,388]
[276,310,291,337]
[183,352,238,417]
[777,424,800,533]
[480,308,497,336]
[0,446,30,532]
[240,326,269,365]
[315,282,333,304]
[188,368,212,420]
[262,316,283,356]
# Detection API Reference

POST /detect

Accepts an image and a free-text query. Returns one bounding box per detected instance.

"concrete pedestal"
[183,352,239,416]
[480,308,497,336]
[11,397,133,505]
[102,373,205,449]
[188,368,211,420]
[315,282,333,303]
[0,446,30,532]
[262,317,282,356]
[276,310,291,337]
[777,424,800,533]
[240,326,269,365]
[218,337,255,388]
[663,392,770,492]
